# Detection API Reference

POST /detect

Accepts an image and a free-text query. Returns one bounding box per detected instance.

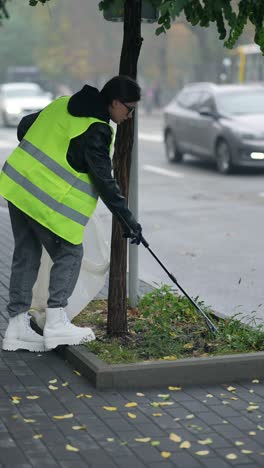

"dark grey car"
[163,83,264,174]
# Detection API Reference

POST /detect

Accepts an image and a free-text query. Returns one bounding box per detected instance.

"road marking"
[139,133,163,143]
[143,164,184,178]
[0,141,16,149]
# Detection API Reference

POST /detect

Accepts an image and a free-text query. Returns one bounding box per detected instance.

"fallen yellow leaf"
[151,441,160,446]
[33,434,43,440]
[23,419,36,423]
[26,396,40,400]
[196,450,209,456]
[257,425,264,431]
[62,382,69,387]
[247,405,259,412]
[72,426,87,431]
[73,370,81,376]
[48,385,58,391]
[65,444,79,452]
[226,453,238,460]
[158,394,170,398]
[85,394,92,398]
[170,433,182,443]
[136,393,145,397]
[53,413,74,420]
[206,394,214,398]
[198,438,213,445]
[127,412,137,419]
[49,379,57,384]
[168,386,182,391]
[180,441,191,449]
[76,394,84,398]
[227,386,236,392]
[249,431,256,436]
[135,437,151,443]
[107,438,114,442]
[252,379,259,383]
[241,449,253,454]
[186,414,195,419]
[152,413,163,417]
[103,406,118,412]
[162,356,177,360]
[234,441,244,446]
[125,402,138,408]
[161,451,171,459]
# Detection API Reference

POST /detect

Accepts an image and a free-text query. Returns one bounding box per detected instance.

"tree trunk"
[107,0,143,336]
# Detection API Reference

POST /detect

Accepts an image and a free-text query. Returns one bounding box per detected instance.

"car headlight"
[5,104,21,115]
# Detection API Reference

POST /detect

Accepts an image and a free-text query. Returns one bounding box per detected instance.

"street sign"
[103,0,158,23]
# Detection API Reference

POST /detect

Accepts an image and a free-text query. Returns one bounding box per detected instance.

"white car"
[0,82,52,127]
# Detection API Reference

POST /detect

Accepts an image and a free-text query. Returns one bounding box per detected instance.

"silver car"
[163,83,264,174]
[0,82,52,127]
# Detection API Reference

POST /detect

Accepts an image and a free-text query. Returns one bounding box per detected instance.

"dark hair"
[100,75,141,105]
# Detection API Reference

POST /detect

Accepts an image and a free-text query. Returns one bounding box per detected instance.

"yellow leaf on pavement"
[152,413,163,417]
[161,452,171,459]
[162,356,177,361]
[85,394,92,398]
[180,441,191,449]
[76,394,84,398]
[65,444,79,452]
[49,379,57,384]
[103,407,118,412]
[24,419,36,423]
[136,393,145,397]
[198,438,213,445]
[26,396,40,400]
[235,441,244,446]
[73,370,81,376]
[241,450,253,454]
[252,379,259,383]
[135,437,151,443]
[196,450,209,456]
[247,405,259,412]
[33,434,43,440]
[186,414,195,419]
[168,386,182,391]
[48,385,58,391]
[62,382,69,387]
[158,394,170,398]
[125,402,138,408]
[170,433,182,443]
[53,413,74,420]
[72,426,87,431]
[127,412,137,419]
[227,386,236,392]
[226,453,238,460]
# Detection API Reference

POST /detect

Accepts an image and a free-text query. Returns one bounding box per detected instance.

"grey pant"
[7,202,83,317]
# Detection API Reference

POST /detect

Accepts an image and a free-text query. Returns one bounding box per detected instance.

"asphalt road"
[1,114,264,325]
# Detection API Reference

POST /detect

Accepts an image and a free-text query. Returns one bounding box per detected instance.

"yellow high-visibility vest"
[0,96,113,244]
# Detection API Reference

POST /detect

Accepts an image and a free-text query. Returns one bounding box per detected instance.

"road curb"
[57,344,264,390]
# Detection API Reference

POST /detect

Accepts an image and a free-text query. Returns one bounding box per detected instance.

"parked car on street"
[0,82,52,127]
[163,83,264,174]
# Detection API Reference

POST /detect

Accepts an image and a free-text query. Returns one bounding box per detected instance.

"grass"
[72,285,264,365]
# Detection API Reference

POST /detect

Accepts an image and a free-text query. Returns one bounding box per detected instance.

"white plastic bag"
[30,211,110,328]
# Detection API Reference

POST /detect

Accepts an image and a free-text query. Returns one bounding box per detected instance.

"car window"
[215,90,264,115]
[177,90,202,110]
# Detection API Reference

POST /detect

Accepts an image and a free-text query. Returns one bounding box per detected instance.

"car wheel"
[216,140,233,174]
[165,131,183,163]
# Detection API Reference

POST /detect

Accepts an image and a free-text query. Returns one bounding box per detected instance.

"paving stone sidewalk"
[0,207,264,468]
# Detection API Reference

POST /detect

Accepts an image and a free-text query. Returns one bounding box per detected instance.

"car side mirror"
[199,106,215,118]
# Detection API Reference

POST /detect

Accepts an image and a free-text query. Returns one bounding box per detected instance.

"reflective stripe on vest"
[19,139,98,200]
[2,161,88,226]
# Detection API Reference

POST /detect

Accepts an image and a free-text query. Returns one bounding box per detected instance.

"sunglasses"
[121,102,135,116]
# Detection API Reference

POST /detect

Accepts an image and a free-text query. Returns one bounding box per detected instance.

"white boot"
[2,312,45,352]
[43,307,96,350]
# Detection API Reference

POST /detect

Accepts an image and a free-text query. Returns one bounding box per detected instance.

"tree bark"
[107,0,143,336]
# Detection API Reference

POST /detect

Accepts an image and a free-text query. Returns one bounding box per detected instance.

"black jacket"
[17,85,138,233]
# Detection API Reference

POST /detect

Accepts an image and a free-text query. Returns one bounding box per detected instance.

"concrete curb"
[57,344,264,390]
